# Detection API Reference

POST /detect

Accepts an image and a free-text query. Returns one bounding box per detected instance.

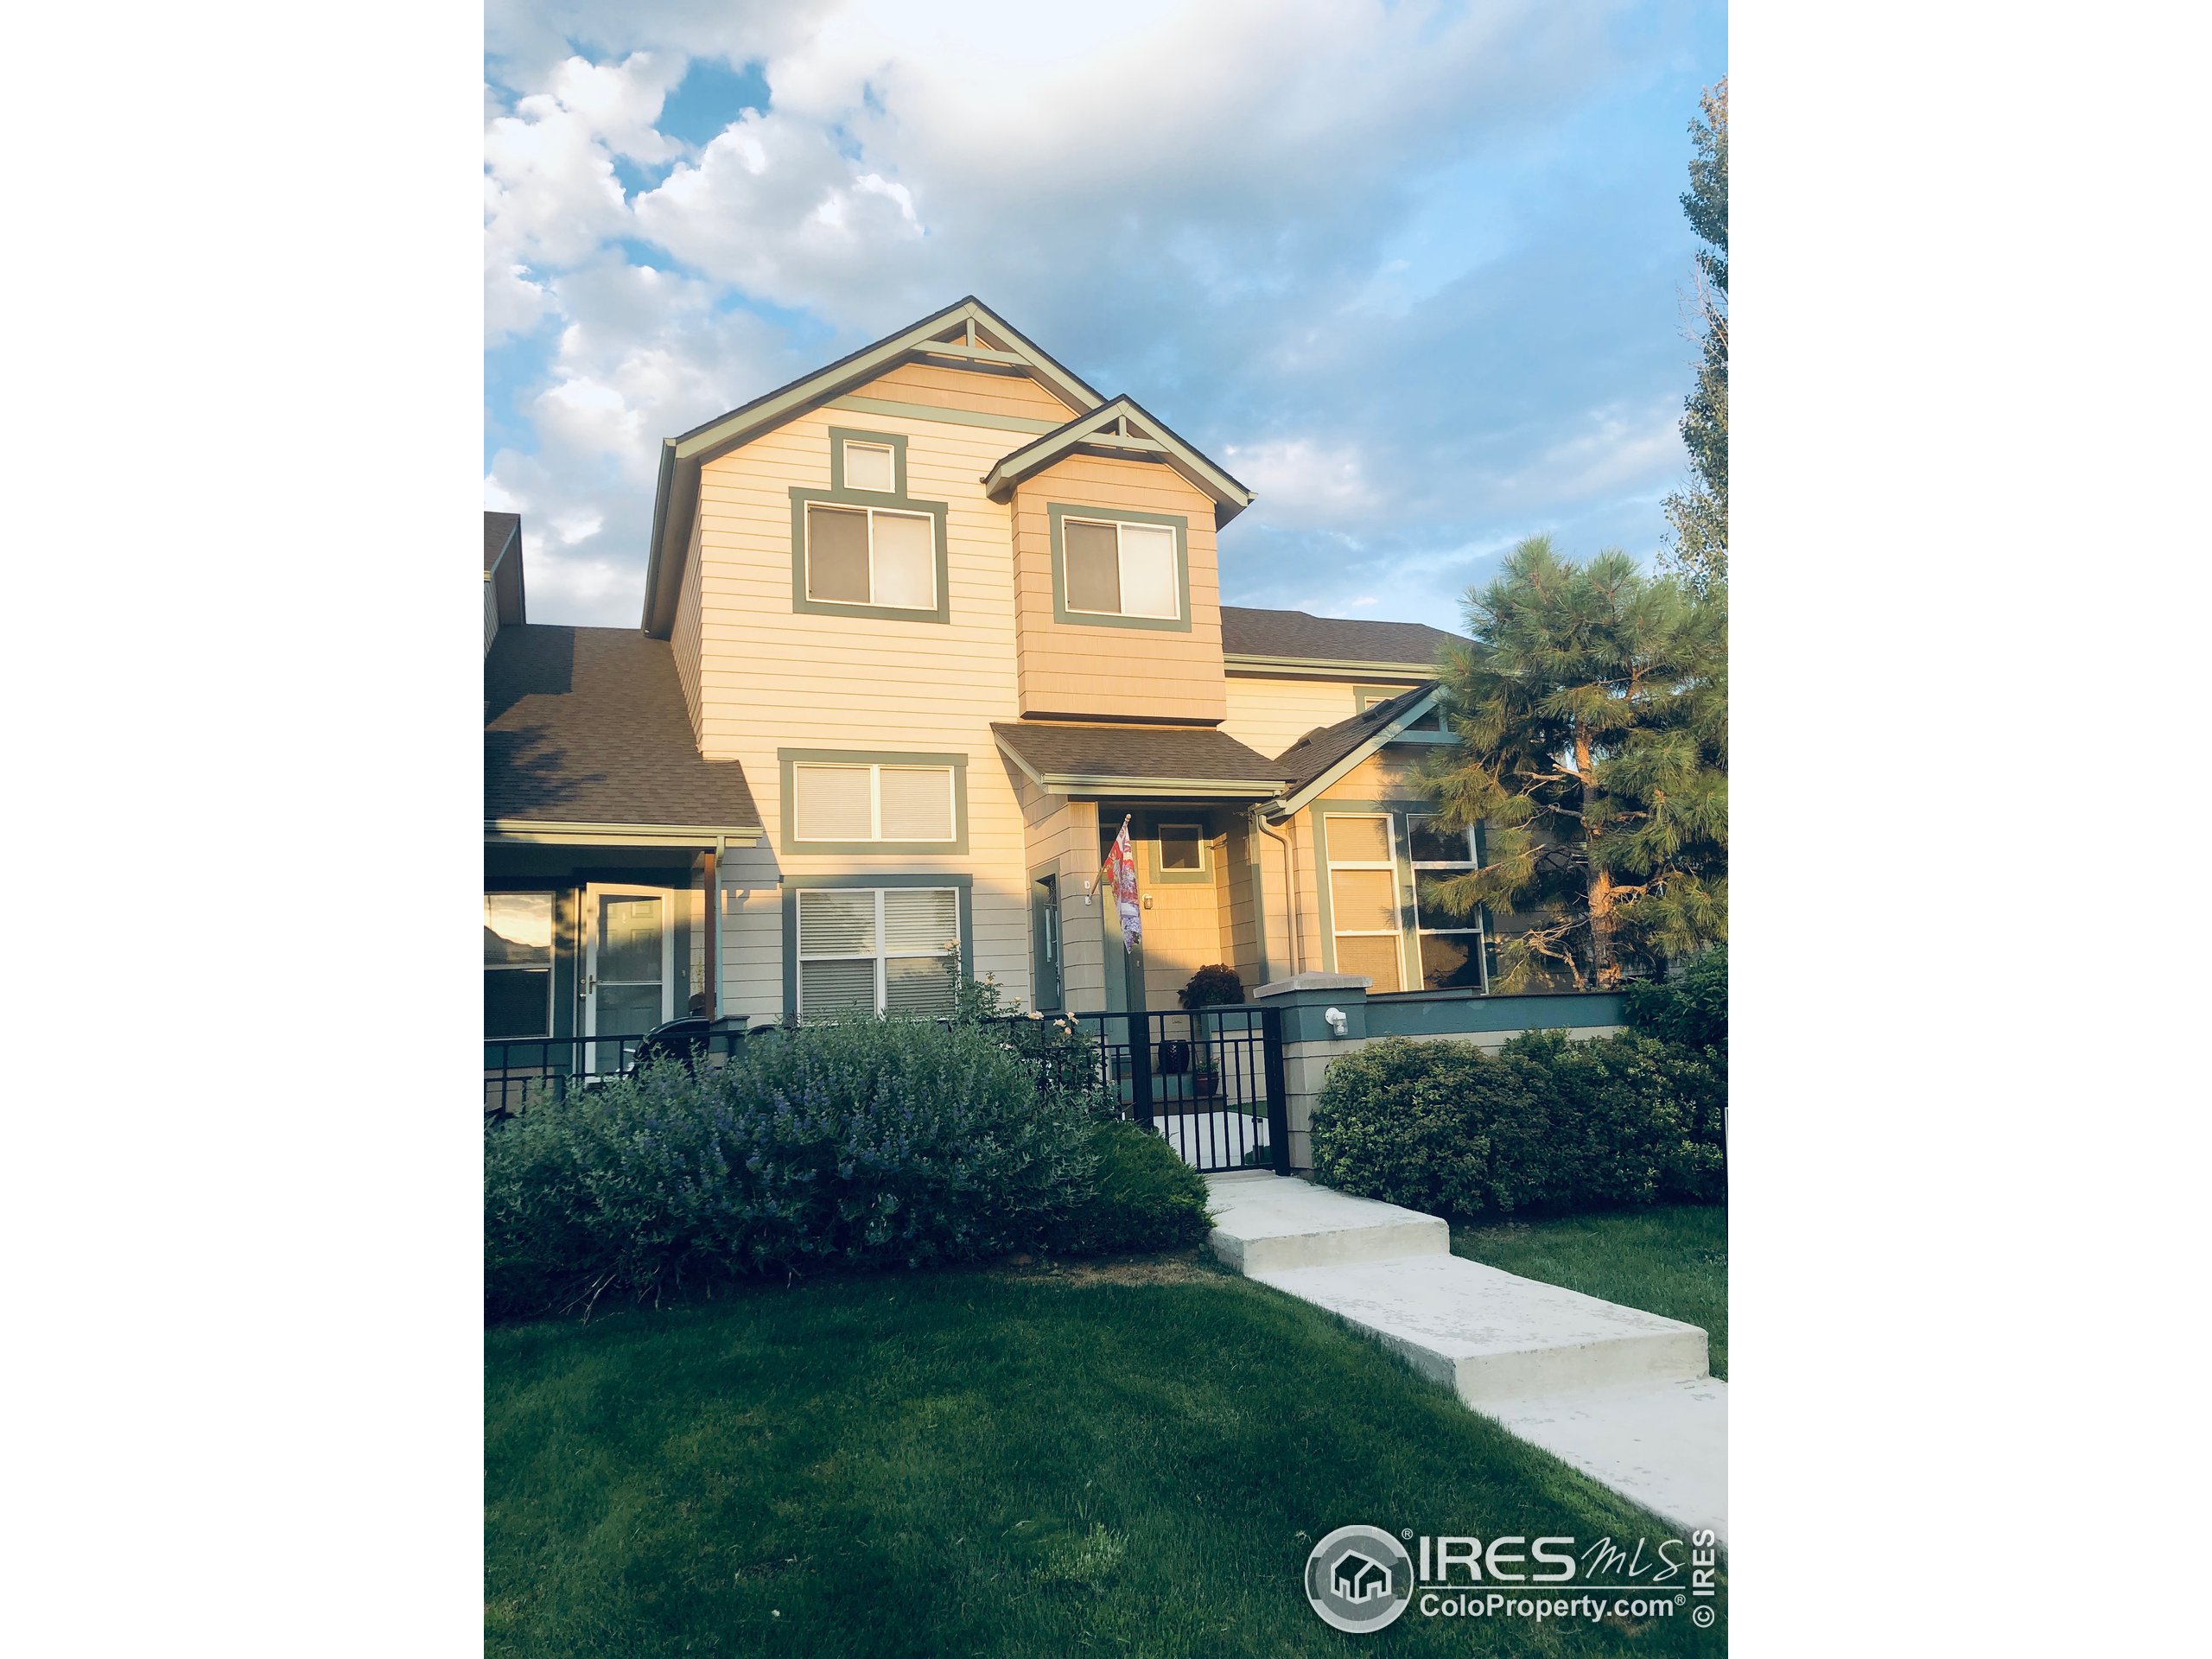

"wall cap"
[1255,972,1372,999]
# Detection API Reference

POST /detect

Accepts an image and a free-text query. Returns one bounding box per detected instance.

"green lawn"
[1452,1205,1728,1377]
[488,1257,1726,1657]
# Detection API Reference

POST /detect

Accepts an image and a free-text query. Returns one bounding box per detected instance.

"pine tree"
[1663,79,1727,596]
[1421,537,1726,989]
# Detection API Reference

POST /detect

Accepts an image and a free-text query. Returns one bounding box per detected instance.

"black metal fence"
[1058,1006,1289,1175]
[483,1027,752,1121]
[486,1007,1292,1178]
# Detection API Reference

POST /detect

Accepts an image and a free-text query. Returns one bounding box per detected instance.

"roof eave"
[1225,654,1441,677]
[643,297,1106,636]
[981,395,1255,524]
[486,818,765,849]
[1268,685,1445,818]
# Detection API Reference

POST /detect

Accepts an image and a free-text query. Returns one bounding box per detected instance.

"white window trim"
[1062,515,1182,622]
[793,761,958,844]
[804,502,938,610]
[797,887,961,1020]
[1407,812,1488,993]
[484,891,557,1040]
[841,438,896,493]
[1325,811,1404,990]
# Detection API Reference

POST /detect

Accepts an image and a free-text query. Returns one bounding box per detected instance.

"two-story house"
[484,297,1484,1057]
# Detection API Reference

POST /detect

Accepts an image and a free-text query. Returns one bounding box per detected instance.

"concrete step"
[1204,1173,1449,1273]
[1249,1253,1711,1405]
[1485,1376,1729,1545]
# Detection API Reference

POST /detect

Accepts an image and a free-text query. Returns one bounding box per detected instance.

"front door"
[584,884,673,1071]
[1030,872,1062,1012]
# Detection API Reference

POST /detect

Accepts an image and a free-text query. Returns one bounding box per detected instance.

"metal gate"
[1069,1006,1289,1174]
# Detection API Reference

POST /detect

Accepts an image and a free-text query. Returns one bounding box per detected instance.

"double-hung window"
[1060,515,1182,621]
[796,887,960,1020]
[803,502,937,611]
[484,893,555,1038]
[1408,814,1487,990]
[1324,812,1405,993]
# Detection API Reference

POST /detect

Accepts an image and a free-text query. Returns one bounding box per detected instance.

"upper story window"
[841,438,896,493]
[1047,505,1192,632]
[779,748,970,853]
[804,503,937,610]
[789,427,948,623]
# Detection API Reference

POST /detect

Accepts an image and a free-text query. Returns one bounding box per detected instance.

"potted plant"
[1179,965,1246,1103]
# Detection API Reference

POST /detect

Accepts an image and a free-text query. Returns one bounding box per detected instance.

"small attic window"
[842,440,896,493]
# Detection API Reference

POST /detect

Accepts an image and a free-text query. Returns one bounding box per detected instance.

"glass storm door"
[584,885,672,1071]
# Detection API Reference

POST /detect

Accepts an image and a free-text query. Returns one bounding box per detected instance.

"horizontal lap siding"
[692,385,1044,1018]
[864,359,1086,423]
[1012,456,1228,722]
[1222,675,1363,760]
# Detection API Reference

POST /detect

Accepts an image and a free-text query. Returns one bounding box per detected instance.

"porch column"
[701,844,719,1020]
[1251,971,1372,1172]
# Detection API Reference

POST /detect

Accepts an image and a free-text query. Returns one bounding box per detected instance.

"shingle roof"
[1220,606,1461,667]
[484,510,521,573]
[992,721,1284,794]
[1274,683,1439,798]
[486,625,760,829]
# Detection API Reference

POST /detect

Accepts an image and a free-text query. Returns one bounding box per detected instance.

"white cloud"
[631,111,925,312]
[481,1,1713,626]
[1222,438,1382,529]
[1488,401,1686,509]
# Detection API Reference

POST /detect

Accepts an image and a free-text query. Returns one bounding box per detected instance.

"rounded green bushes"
[1309,1030,1725,1221]
[486,1017,1213,1319]
[1058,1121,1213,1255]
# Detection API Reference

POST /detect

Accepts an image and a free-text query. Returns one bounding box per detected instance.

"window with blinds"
[804,502,936,610]
[1325,811,1404,993]
[1062,517,1180,620]
[796,887,959,1021]
[791,761,957,844]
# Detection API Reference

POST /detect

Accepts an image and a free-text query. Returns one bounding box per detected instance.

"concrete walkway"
[1205,1173,1726,1543]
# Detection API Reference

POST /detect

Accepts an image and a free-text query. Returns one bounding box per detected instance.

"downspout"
[1255,807,1304,977]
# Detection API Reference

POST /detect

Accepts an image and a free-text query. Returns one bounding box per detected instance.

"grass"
[488,1255,1726,1657]
[1452,1205,1728,1377]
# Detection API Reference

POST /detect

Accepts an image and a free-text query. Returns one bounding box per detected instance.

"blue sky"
[485,0,1726,627]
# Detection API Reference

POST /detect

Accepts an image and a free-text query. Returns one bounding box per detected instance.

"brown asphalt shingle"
[1274,683,1439,797]
[1220,606,1461,667]
[992,721,1284,791]
[485,625,760,828]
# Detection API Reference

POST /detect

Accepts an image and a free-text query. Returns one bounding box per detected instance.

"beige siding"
[1222,674,1363,760]
[862,359,1085,424]
[673,512,704,747]
[1016,779,1105,1013]
[1011,455,1228,722]
[690,380,1040,1018]
[1323,750,1423,801]
[1217,817,1266,995]
[483,579,499,657]
[1137,857,1226,1009]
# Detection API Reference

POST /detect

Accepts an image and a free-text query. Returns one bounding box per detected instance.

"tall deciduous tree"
[1663,79,1727,596]
[1421,537,1726,989]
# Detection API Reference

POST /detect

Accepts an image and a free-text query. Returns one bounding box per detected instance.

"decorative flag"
[1098,817,1141,952]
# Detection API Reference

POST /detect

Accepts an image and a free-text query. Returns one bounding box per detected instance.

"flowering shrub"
[486,1018,1098,1318]
[1309,1030,1724,1220]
